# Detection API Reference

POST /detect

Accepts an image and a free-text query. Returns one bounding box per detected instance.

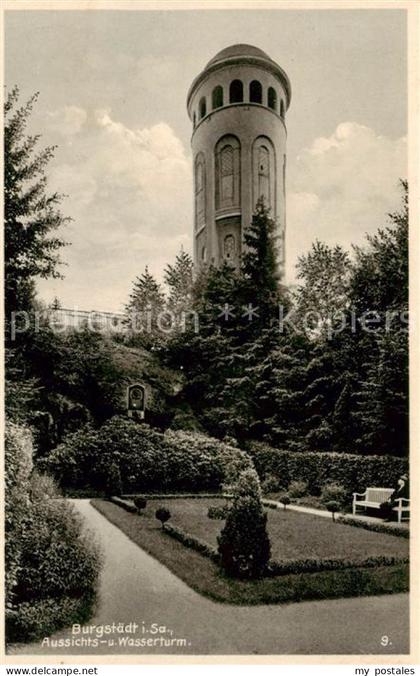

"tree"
[239,198,282,334]
[265,332,313,448]
[350,180,408,317]
[49,297,62,310]
[4,87,68,322]
[125,267,165,347]
[351,182,409,456]
[294,241,351,340]
[355,329,408,456]
[217,468,271,578]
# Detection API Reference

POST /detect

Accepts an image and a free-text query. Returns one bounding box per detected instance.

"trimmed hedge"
[123,493,227,500]
[156,510,408,578]
[262,499,279,510]
[337,515,410,538]
[109,496,137,513]
[248,442,408,497]
[164,523,220,562]
[41,418,253,493]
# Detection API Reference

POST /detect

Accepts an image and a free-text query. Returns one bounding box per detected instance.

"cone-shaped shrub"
[217,468,271,578]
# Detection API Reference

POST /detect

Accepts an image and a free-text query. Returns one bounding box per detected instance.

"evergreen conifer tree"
[125,267,165,347]
[164,247,194,325]
[4,87,68,328]
[218,468,270,578]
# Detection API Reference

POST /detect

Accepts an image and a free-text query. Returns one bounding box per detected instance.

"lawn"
[160,497,408,562]
[91,498,408,605]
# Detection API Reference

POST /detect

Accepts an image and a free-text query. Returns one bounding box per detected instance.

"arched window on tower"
[194,153,206,229]
[268,87,277,111]
[252,136,275,213]
[199,97,207,119]
[249,80,262,104]
[229,80,243,103]
[215,135,241,212]
[258,146,270,205]
[212,85,223,109]
[280,100,285,118]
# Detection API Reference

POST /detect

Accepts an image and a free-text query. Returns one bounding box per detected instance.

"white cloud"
[287,122,407,282]
[39,107,192,311]
[47,105,87,136]
[39,112,406,310]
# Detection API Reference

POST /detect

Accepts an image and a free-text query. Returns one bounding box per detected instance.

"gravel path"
[8,499,409,656]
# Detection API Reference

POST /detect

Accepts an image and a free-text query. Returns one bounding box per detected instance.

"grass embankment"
[91,499,408,605]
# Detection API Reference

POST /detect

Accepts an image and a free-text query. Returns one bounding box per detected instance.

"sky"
[5,9,407,312]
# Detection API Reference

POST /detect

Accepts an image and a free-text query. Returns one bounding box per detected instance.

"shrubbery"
[14,500,101,605]
[41,418,252,494]
[218,469,271,579]
[287,480,308,498]
[6,596,92,644]
[321,482,348,508]
[5,422,33,608]
[261,474,281,495]
[249,442,408,496]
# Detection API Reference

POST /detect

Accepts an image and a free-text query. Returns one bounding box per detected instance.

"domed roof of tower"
[206,44,271,68]
[187,42,291,112]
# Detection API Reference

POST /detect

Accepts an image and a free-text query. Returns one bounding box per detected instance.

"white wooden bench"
[352,487,410,524]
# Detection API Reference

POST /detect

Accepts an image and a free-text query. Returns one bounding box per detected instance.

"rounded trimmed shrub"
[134,496,147,514]
[280,495,291,510]
[156,507,171,529]
[325,500,341,522]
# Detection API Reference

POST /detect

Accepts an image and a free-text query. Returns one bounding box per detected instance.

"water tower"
[187,43,291,277]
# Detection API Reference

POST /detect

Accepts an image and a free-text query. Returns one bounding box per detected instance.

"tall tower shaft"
[187,44,291,277]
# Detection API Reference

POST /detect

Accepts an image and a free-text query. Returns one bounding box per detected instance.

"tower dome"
[187,44,291,278]
[206,44,271,67]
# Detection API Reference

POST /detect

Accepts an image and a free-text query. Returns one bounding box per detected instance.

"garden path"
[8,499,409,657]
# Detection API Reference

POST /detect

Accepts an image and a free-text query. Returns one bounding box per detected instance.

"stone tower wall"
[188,49,290,278]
